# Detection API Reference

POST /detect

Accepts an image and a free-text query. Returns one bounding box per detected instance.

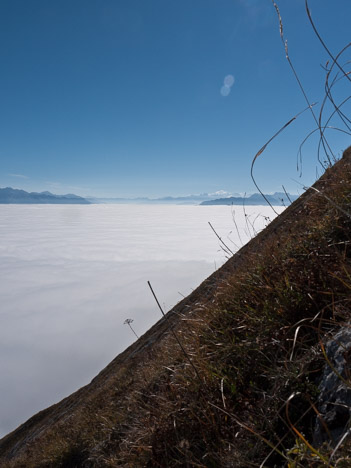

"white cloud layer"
[0,204,284,437]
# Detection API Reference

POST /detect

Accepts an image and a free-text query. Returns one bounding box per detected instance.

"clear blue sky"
[1,0,350,197]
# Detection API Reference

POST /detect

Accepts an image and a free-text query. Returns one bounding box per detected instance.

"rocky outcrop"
[314,327,351,447]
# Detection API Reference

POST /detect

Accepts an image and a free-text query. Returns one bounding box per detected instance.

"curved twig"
[251,105,315,215]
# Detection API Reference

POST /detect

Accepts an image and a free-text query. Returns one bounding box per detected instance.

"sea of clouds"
[0,204,284,437]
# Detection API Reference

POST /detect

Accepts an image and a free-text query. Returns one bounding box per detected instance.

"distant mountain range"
[86,192,242,205]
[200,192,298,206]
[0,187,91,204]
[0,187,298,206]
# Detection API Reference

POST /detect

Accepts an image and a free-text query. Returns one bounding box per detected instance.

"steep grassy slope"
[1,148,351,467]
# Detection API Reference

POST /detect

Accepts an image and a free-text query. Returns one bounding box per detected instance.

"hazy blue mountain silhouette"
[86,193,242,205]
[200,192,298,206]
[0,187,91,204]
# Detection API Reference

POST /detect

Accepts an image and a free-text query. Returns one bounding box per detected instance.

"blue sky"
[0,0,350,197]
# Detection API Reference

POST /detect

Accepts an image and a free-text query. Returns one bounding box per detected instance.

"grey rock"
[314,327,351,446]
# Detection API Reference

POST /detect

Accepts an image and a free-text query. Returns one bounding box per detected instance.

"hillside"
[0,188,91,204]
[1,148,351,467]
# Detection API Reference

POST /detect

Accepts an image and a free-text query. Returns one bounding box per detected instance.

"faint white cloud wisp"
[7,174,29,179]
